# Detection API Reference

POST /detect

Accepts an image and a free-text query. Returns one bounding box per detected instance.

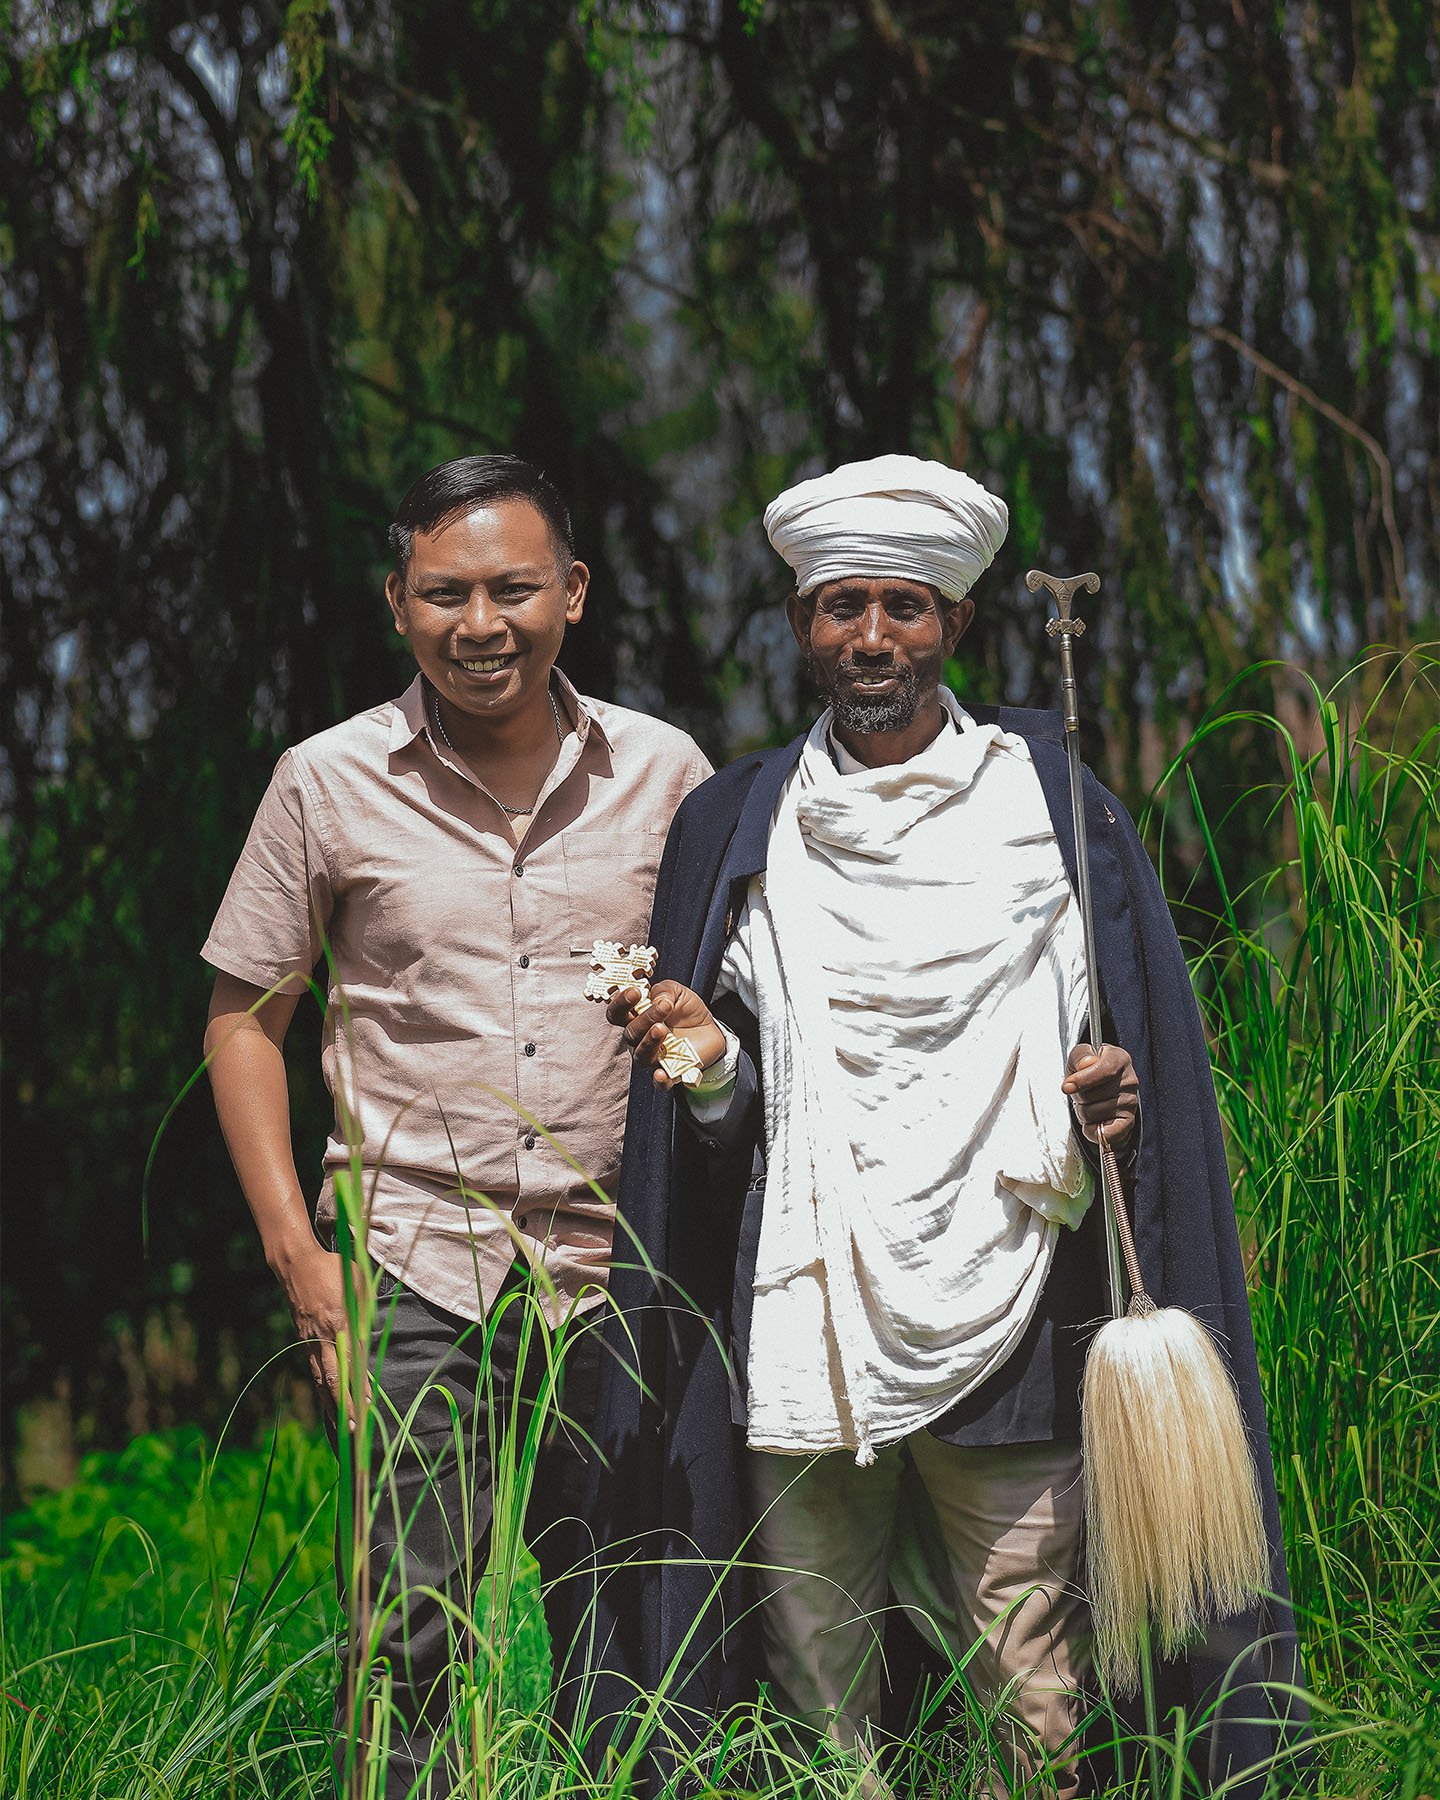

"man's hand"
[273,1238,369,1418]
[605,979,727,1090]
[205,972,373,1421]
[1062,1042,1140,1147]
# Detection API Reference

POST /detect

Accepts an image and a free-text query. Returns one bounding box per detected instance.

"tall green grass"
[1150,650,1440,1797]
[3,656,1437,1798]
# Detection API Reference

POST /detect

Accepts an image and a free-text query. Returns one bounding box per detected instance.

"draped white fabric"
[762,454,1009,603]
[716,697,1092,1463]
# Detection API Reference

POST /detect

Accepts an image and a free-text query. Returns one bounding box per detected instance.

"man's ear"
[942,596,975,655]
[784,590,814,655]
[385,571,408,636]
[564,560,591,627]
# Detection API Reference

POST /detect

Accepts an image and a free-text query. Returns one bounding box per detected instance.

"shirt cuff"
[682,1022,741,1121]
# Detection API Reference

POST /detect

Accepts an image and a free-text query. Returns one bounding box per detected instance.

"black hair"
[388,455,574,578]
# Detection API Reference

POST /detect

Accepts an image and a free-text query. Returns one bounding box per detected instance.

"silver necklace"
[428,683,564,815]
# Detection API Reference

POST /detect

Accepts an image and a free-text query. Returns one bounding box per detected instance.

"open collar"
[388,667,610,757]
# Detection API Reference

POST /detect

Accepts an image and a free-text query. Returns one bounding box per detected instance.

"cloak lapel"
[1027,735,1164,1296]
[690,737,804,993]
[1027,737,1126,1008]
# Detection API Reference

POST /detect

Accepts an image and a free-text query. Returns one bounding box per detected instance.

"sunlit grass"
[3,656,1438,1797]
[1148,649,1440,1799]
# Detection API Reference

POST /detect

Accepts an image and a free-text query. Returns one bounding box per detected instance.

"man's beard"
[814,660,921,734]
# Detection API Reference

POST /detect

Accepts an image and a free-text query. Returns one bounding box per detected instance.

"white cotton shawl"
[741,697,1092,1464]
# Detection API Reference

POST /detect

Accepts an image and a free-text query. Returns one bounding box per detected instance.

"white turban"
[763,454,1009,604]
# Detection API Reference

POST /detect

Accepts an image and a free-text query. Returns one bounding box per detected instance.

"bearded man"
[574,456,1299,1797]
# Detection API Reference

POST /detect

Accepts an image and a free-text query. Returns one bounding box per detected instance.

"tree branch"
[1205,325,1407,607]
[346,371,505,448]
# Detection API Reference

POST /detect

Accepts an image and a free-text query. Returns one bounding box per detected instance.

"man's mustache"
[833,659,912,681]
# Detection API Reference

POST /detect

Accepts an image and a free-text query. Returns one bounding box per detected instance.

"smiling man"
[200,455,709,1795]
[579,455,1298,1798]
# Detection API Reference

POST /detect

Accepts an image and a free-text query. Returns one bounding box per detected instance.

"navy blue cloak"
[565,705,1304,1794]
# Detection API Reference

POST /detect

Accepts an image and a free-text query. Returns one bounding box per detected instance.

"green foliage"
[1151,651,1440,1794]
[0,1403,553,1795]
[1,1424,333,1644]
[0,1426,337,1797]
[283,0,336,203]
[126,178,158,270]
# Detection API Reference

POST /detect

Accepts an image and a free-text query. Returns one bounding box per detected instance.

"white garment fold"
[727,696,1091,1464]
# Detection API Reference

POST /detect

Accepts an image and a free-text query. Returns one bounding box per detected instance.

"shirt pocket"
[562,830,664,954]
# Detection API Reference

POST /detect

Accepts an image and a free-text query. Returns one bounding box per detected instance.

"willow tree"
[614,0,1436,782]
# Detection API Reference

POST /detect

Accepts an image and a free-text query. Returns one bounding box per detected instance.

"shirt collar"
[390,675,429,752]
[389,667,610,755]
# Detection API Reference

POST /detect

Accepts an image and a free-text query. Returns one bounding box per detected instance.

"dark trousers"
[329,1263,603,1797]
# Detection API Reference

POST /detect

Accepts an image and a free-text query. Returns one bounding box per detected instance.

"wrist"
[690,1020,728,1069]
[265,1218,327,1285]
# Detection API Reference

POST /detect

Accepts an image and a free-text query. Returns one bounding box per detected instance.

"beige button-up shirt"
[203,672,711,1321]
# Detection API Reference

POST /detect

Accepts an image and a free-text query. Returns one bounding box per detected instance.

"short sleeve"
[684,744,715,795]
[201,749,334,989]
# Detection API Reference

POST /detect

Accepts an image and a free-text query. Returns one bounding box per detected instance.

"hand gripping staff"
[1028,569,1268,1696]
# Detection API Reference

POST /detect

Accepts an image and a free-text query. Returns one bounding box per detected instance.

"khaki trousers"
[746,1435,1087,1798]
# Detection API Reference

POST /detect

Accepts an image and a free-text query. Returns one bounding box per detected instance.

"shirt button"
[524,1042,536,1057]
[513,862,525,877]
[518,954,530,968]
